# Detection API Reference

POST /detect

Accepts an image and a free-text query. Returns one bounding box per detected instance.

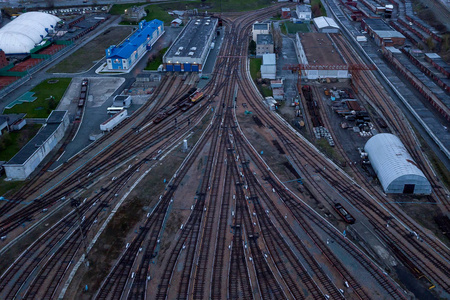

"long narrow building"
[163,17,218,72]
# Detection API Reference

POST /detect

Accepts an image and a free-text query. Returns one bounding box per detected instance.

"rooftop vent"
[175,51,180,55]
[190,47,197,51]
[188,52,194,56]
[178,46,184,50]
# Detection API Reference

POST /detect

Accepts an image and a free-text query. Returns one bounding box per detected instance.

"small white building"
[113,95,132,108]
[313,17,340,33]
[261,53,276,80]
[295,5,312,23]
[100,110,128,132]
[252,22,270,41]
[171,18,182,27]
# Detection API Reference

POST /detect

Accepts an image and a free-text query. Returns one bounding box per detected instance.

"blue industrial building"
[106,19,164,70]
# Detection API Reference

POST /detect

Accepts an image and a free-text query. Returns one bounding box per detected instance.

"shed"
[364,133,431,194]
[313,17,340,33]
[171,18,182,27]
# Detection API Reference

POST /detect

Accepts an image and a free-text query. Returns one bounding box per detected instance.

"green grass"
[259,85,273,97]
[311,0,327,17]
[250,58,262,80]
[0,124,42,161]
[111,0,273,16]
[3,79,71,118]
[0,178,24,198]
[145,47,168,70]
[285,22,310,34]
[280,22,288,35]
[48,26,132,73]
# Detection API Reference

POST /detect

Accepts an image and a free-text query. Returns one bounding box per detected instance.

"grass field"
[4,78,72,118]
[0,124,42,161]
[285,22,310,34]
[111,0,274,17]
[250,58,262,80]
[48,26,133,73]
[311,0,327,17]
[145,47,168,70]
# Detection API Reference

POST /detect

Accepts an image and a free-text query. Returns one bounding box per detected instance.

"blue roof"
[106,19,163,59]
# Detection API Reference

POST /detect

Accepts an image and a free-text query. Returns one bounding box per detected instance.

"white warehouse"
[364,133,431,195]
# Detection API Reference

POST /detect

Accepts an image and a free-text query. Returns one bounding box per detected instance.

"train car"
[334,203,356,224]
[190,91,204,103]
[78,99,85,107]
[153,112,167,124]
[166,106,179,116]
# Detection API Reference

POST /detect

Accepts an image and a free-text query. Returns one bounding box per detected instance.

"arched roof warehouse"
[0,12,60,54]
[364,133,431,195]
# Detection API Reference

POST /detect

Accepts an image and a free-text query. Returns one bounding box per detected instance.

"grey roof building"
[163,17,218,72]
[4,110,69,180]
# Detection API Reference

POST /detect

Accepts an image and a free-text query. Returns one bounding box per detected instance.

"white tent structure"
[364,133,431,195]
[0,12,60,54]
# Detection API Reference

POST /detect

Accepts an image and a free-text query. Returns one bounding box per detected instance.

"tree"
[249,40,256,55]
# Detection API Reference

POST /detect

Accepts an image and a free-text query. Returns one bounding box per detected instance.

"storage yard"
[0,1,449,300]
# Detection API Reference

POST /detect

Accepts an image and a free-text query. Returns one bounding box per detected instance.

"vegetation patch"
[4,78,71,118]
[250,58,262,81]
[145,47,168,70]
[285,22,310,34]
[311,0,327,17]
[48,26,133,73]
[0,124,42,161]
[112,0,273,17]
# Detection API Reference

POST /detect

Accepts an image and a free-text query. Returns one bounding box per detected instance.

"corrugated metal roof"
[313,17,339,29]
[364,133,431,193]
[262,53,276,65]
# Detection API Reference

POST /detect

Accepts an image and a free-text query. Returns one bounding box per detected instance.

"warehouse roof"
[165,17,217,60]
[313,16,339,30]
[297,4,311,12]
[257,34,273,45]
[298,32,345,65]
[0,12,60,54]
[106,19,163,59]
[364,133,431,194]
[7,123,60,165]
[253,23,269,30]
[263,53,276,65]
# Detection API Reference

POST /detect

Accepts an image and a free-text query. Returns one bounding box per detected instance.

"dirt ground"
[48,26,134,73]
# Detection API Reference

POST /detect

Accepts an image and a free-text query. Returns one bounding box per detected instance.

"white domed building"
[0,12,60,54]
[364,133,431,195]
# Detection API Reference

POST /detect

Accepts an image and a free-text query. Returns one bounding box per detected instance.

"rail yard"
[0,0,449,299]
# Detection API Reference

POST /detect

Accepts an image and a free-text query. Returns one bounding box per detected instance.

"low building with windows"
[124,6,147,22]
[106,19,164,70]
[252,22,270,41]
[163,17,218,72]
[256,34,274,56]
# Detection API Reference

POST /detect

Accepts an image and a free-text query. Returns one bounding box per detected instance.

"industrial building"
[295,5,312,23]
[123,6,147,22]
[106,19,164,70]
[256,34,274,56]
[0,12,61,54]
[364,133,431,194]
[252,22,270,41]
[362,18,405,46]
[281,8,291,19]
[4,111,69,180]
[100,109,128,132]
[313,17,340,33]
[295,32,349,80]
[261,53,276,79]
[163,17,218,72]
